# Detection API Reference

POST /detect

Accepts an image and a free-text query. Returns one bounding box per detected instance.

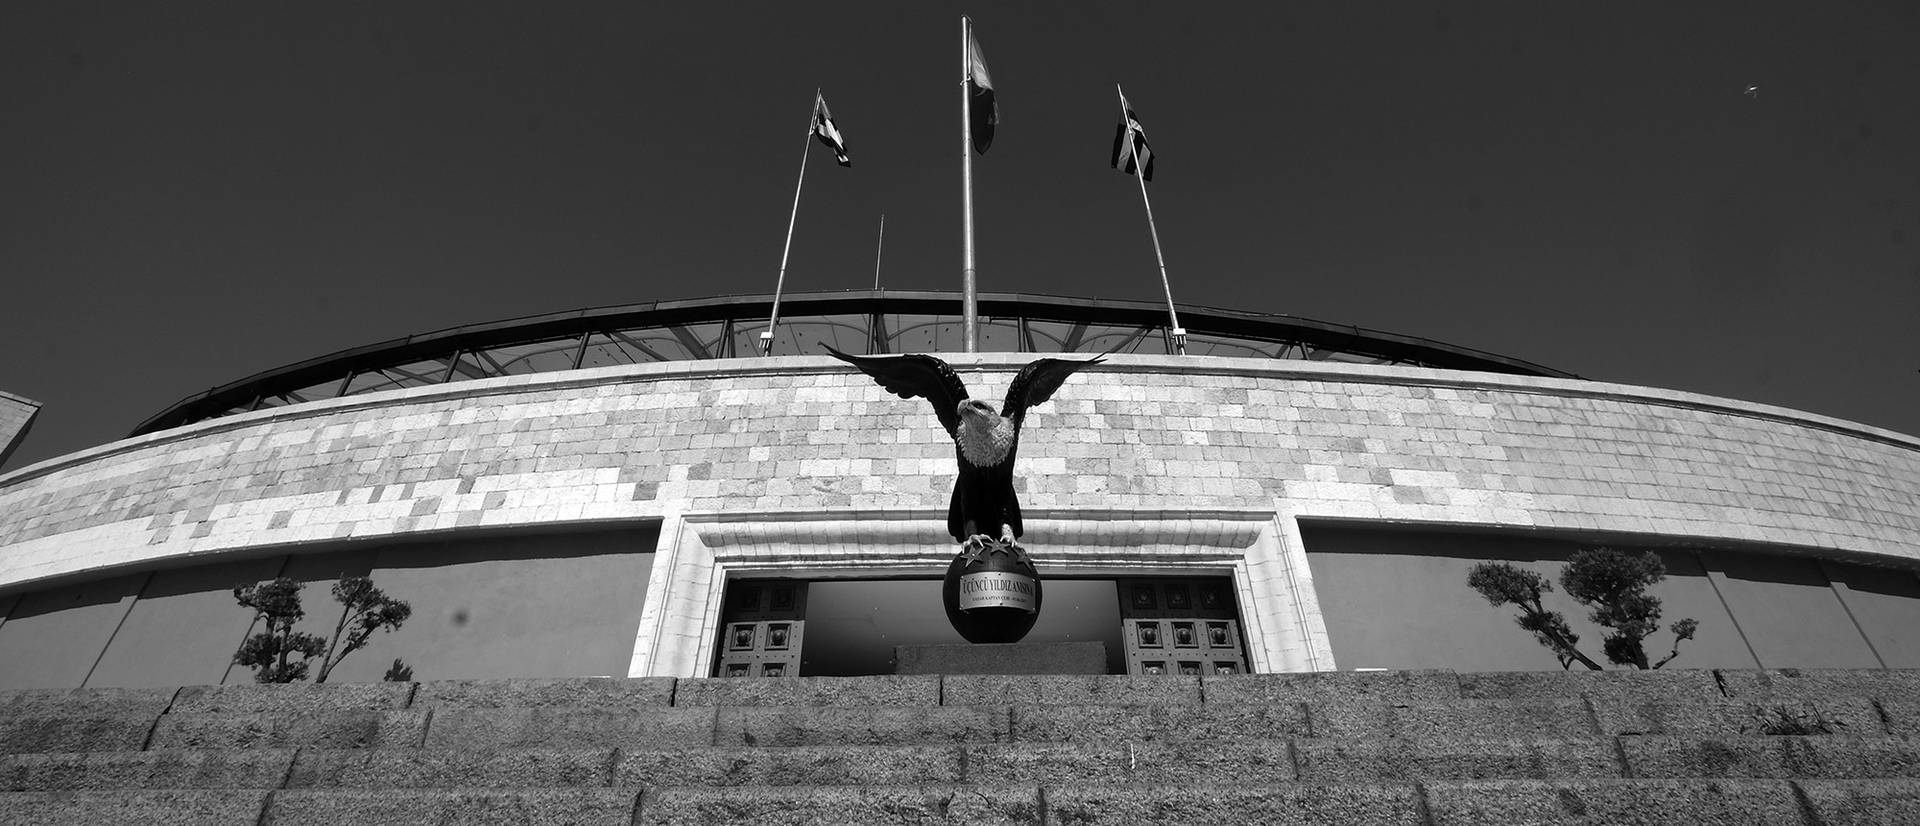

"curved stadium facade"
[2,290,1919,688]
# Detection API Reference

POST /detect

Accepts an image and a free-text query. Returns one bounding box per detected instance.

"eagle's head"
[958,399,999,422]
[954,398,1015,467]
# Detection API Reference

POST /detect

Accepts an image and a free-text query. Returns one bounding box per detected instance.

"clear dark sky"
[3,3,1917,473]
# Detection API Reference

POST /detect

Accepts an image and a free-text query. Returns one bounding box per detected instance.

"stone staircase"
[3,669,1918,824]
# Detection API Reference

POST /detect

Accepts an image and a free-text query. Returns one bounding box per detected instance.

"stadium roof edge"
[130,289,1578,437]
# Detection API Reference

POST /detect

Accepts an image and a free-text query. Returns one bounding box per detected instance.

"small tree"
[382,658,415,682]
[232,575,411,684]
[1467,548,1698,670]
[232,578,328,683]
[314,576,412,683]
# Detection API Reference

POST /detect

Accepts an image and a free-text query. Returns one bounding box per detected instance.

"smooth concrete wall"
[1826,560,1920,666]
[0,526,655,689]
[0,572,144,688]
[1700,549,1883,669]
[329,526,657,682]
[86,557,285,688]
[1303,523,1920,672]
[3,354,1918,597]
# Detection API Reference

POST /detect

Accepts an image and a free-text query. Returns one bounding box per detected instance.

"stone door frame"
[625,507,1336,677]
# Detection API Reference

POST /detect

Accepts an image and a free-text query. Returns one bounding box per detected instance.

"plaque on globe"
[942,538,1042,644]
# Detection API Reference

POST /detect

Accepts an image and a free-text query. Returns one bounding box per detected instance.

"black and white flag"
[812,92,850,167]
[965,24,997,154]
[1110,88,1154,181]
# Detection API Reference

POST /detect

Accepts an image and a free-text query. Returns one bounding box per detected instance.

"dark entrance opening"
[712,575,1251,677]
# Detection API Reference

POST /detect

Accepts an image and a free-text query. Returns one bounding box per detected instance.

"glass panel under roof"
[597,321,733,361]
[749,314,872,356]
[819,314,880,353]
[251,392,302,411]
[1018,319,1076,352]
[341,357,457,397]
[1183,333,1284,360]
[581,330,670,368]
[1311,349,1397,365]
[453,336,582,379]
[255,376,350,409]
[1076,324,1165,355]
[975,317,1022,352]
[884,314,970,353]
[727,322,768,357]
[614,328,701,362]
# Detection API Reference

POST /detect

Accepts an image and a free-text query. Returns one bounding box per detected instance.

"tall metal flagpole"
[960,16,978,353]
[867,212,886,352]
[761,94,817,357]
[873,213,886,289]
[1117,84,1185,355]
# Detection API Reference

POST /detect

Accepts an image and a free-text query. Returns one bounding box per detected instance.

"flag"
[965,22,997,154]
[812,92,850,167]
[1110,89,1154,181]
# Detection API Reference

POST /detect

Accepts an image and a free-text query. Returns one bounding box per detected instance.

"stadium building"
[2,289,1919,689]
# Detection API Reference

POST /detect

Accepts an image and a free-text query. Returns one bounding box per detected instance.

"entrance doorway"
[1115,578,1250,676]
[710,580,807,678]
[710,576,1248,676]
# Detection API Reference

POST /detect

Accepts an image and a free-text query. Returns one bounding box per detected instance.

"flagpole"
[761,95,816,357]
[867,212,885,352]
[873,213,886,289]
[960,16,979,353]
[1117,84,1185,355]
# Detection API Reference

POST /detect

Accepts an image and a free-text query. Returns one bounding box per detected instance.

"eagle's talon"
[960,535,994,562]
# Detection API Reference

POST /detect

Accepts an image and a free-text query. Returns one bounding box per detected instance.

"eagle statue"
[823,345,1105,553]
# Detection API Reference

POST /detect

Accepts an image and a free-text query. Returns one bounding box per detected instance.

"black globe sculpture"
[942,539,1043,644]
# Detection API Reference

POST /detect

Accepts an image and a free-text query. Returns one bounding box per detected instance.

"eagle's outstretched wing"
[822,345,970,436]
[1002,353,1106,427]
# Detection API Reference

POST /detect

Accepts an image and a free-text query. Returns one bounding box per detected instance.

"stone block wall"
[2,355,1918,594]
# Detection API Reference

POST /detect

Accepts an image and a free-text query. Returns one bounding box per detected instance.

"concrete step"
[263,788,642,826]
[281,744,966,789]
[636,779,1920,826]
[4,781,1914,826]
[0,789,271,825]
[7,736,1919,793]
[4,669,1920,825]
[0,749,296,791]
[0,714,160,754]
[6,669,1919,712]
[1618,735,1920,780]
[149,709,427,751]
[5,699,1910,760]
[0,687,178,755]
[13,695,1903,756]
[632,784,1041,826]
[5,670,1915,749]
[1417,778,1879,826]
